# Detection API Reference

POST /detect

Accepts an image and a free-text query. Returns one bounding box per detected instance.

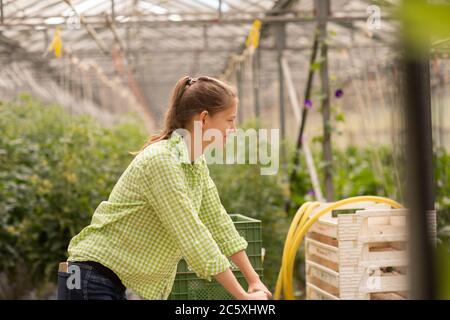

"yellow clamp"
[245,19,262,49]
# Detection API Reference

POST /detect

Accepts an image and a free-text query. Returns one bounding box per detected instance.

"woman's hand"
[248,280,272,299]
[239,291,270,300]
[228,250,272,300]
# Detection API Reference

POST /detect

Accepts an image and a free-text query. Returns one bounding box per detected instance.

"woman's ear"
[200,110,208,125]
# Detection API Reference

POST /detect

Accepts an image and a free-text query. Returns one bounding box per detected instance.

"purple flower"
[335,89,343,98]
[307,189,315,197]
[304,99,313,108]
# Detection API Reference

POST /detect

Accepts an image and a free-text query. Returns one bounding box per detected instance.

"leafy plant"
[0,94,147,298]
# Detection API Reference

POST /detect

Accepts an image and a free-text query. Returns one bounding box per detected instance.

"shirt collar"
[169,131,206,166]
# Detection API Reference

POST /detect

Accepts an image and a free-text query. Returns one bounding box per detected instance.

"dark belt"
[70,261,126,292]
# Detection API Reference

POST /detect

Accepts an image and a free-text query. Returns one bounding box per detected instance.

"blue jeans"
[57,262,127,300]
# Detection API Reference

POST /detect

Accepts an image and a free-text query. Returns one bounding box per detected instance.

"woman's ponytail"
[131,76,191,154]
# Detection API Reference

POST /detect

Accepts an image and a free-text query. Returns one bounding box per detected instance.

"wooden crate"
[305,202,436,300]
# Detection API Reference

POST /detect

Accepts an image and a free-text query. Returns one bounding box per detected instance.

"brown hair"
[132,75,237,155]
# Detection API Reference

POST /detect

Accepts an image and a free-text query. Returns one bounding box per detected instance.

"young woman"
[58,75,271,300]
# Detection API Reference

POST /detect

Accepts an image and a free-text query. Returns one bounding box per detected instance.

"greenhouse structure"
[0,0,449,302]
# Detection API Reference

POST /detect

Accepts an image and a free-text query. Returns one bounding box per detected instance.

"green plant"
[0,94,147,297]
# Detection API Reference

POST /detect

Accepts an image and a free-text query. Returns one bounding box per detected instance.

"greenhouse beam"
[62,0,109,56]
[275,21,286,160]
[1,15,387,29]
[252,47,261,119]
[0,0,3,25]
[317,0,334,201]
[236,63,244,124]
[404,55,436,300]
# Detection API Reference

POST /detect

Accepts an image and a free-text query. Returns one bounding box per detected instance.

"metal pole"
[0,0,4,25]
[403,54,436,300]
[1,14,392,29]
[317,0,334,201]
[275,22,286,158]
[203,25,209,49]
[236,64,244,124]
[111,0,115,20]
[297,32,319,150]
[400,0,436,300]
[284,31,320,214]
[43,29,49,53]
[253,47,261,119]
[282,54,325,204]
[63,0,109,55]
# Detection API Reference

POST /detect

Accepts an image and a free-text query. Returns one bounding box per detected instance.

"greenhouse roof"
[0,0,402,122]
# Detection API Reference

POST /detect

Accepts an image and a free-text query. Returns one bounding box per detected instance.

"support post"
[236,64,244,123]
[316,0,334,201]
[403,49,436,301]
[0,0,4,25]
[253,47,261,119]
[111,0,115,20]
[275,22,286,159]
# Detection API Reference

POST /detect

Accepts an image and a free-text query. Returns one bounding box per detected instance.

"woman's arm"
[199,174,248,257]
[140,154,231,280]
[230,250,272,298]
[214,267,268,300]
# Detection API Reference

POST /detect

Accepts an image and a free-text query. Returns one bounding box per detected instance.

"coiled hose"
[274,196,403,300]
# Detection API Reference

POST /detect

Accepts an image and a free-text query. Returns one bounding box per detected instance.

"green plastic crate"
[169,269,264,300]
[169,214,263,300]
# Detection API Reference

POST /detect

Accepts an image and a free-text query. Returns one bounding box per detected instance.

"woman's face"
[200,98,238,149]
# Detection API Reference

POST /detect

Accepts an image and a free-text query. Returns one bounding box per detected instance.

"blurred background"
[0,0,448,299]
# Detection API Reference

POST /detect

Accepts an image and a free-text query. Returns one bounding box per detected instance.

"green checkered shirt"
[67,131,248,299]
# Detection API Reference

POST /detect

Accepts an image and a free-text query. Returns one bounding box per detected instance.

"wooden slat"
[306,283,340,300]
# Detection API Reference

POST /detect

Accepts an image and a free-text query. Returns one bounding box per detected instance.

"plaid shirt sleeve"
[138,152,230,281]
[199,168,248,257]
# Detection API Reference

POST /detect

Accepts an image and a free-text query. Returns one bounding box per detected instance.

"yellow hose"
[274,195,403,300]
